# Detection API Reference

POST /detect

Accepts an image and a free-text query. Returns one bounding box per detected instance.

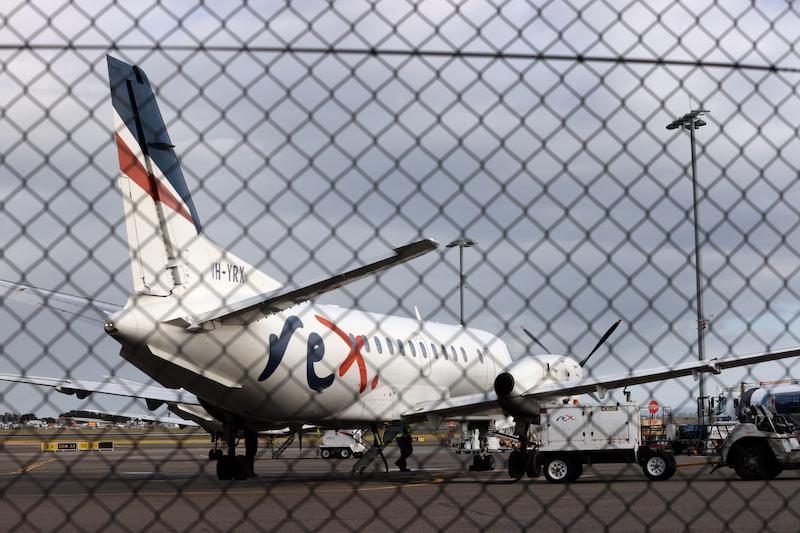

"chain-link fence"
[2,0,800,530]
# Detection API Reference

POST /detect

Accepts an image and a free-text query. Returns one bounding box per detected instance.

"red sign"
[648,400,659,415]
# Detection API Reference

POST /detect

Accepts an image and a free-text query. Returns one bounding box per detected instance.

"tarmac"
[0,442,798,532]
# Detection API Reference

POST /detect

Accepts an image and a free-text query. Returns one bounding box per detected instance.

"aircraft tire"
[208,449,215,461]
[215,449,224,460]
[526,453,541,478]
[484,455,496,471]
[216,456,233,481]
[232,455,249,480]
[508,450,525,478]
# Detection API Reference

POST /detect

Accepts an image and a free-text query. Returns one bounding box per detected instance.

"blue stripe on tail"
[107,55,202,234]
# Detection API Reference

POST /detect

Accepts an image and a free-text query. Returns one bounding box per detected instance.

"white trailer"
[533,402,677,483]
[319,429,367,459]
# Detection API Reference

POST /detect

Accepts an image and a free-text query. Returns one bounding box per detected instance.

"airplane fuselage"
[108,300,559,425]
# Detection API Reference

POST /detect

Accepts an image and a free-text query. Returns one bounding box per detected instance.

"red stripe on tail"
[116,133,194,225]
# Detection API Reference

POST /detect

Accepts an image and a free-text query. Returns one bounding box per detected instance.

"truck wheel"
[642,453,675,481]
[484,455,496,471]
[544,455,573,483]
[339,448,351,459]
[567,461,583,482]
[320,449,331,459]
[508,450,525,478]
[734,443,772,480]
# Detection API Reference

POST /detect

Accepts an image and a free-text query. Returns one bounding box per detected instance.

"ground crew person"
[395,424,413,472]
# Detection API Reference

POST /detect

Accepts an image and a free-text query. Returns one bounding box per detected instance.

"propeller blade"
[521,325,551,353]
[579,319,622,367]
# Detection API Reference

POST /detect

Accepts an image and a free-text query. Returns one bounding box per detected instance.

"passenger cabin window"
[450,346,458,362]
[408,341,416,357]
[374,337,383,354]
[460,347,468,362]
[398,340,406,356]
[419,342,428,358]
[431,343,438,359]
[386,338,394,355]
[477,348,484,364]
[362,336,370,352]
[441,344,448,360]
[349,333,357,349]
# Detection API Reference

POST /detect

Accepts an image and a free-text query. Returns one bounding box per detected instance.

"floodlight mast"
[666,108,710,425]
[446,238,477,326]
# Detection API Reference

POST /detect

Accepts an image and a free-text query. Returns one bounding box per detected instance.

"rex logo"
[257,315,379,393]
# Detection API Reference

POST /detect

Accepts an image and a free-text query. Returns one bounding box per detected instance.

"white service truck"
[319,429,367,459]
[532,402,677,483]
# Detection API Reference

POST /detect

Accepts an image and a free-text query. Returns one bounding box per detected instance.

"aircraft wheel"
[508,450,525,478]
[484,455,496,471]
[216,456,233,481]
[215,449,224,460]
[339,448,351,459]
[526,453,541,478]
[470,455,483,471]
[233,455,249,480]
[208,449,216,461]
[321,449,332,459]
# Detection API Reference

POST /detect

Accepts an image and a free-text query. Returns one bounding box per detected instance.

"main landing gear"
[507,418,540,479]
[216,424,259,481]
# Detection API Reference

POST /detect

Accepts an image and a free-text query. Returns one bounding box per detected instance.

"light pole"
[666,108,710,425]
[446,238,477,327]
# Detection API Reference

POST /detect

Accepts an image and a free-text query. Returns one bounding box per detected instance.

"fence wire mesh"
[2,0,800,531]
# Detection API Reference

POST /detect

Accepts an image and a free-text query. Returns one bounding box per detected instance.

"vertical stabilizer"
[108,56,282,307]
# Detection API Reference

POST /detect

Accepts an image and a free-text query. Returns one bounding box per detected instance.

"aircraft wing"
[187,239,438,329]
[403,345,800,417]
[64,410,200,427]
[0,373,200,405]
[0,278,121,323]
[521,345,800,399]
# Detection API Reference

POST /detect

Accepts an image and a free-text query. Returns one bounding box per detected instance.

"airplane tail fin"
[107,56,281,303]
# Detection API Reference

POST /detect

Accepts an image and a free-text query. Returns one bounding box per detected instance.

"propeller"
[520,325,551,353]
[579,319,622,368]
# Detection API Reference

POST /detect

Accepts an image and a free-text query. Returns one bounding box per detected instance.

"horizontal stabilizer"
[0,279,120,323]
[187,238,439,329]
[0,373,200,405]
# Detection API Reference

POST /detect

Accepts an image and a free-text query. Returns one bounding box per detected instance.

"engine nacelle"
[493,355,582,417]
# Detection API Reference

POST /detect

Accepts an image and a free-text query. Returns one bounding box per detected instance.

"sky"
[1,0,800,418]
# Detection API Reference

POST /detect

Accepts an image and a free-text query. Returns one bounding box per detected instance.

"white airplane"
[2,55,800,480]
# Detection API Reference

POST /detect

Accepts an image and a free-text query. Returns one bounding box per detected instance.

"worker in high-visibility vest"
[395,424,413,472]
